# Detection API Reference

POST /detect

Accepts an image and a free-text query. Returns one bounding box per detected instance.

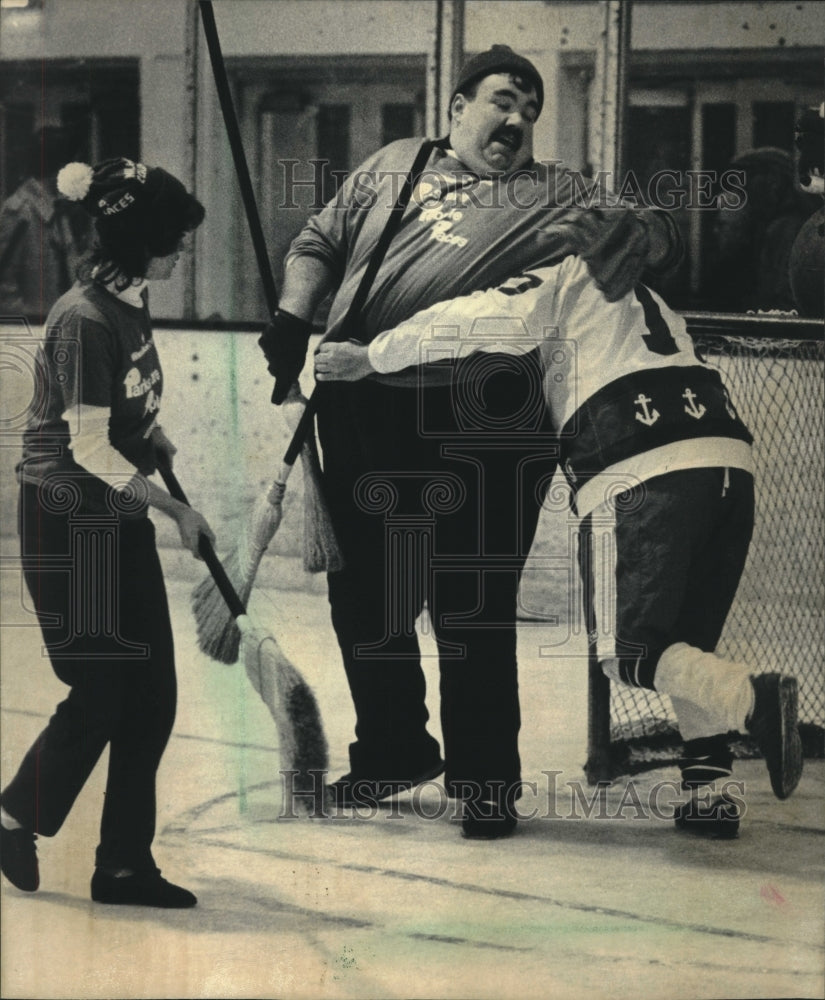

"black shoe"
[461,800,518,841]
[674,794,741,840]
[746,673,803,800]
[1,824,39,892]
[328,758,445,808]
[91,868,197,908]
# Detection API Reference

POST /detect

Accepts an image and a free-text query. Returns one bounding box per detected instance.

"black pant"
[317,355,557,802]
[2,484,177,872]
[579,466,755,683]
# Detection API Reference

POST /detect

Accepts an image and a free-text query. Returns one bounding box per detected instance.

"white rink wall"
[0,325,319,592]
[0,322,582,619]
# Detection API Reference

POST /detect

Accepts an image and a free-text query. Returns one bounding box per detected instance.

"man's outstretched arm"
[258,255,338,403]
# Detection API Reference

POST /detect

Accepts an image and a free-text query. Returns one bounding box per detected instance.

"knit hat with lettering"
[57,157,204,257]
[451,44,544,115]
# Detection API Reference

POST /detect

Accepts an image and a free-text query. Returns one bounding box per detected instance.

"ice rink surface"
[1,560,823,1000]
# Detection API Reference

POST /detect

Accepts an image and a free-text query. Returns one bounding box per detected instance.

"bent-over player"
[314,254,804,837]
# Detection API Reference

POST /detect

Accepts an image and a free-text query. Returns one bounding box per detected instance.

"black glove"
[576,208,651,302]
[258,309,313,405]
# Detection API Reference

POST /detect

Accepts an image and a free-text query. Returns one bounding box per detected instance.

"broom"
[156,452,329,804]
[190,390,338,665]
[190,0,343,665]
[193,3,437,663]
[192,120,434,662]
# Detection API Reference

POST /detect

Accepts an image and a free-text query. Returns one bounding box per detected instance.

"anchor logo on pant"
[683,388,706,419]
[634,393,660,426]
[634,388,708,426]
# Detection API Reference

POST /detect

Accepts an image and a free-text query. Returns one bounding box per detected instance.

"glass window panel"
[382,103,416,147]
[753,101,796,152]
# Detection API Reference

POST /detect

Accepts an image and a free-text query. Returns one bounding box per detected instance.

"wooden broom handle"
[199,0,279,315]
[155,451,247,619]
[199,0,436,471]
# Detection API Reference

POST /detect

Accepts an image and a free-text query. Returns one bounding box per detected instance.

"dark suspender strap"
[337,138,437,338]
[283,139,437,467]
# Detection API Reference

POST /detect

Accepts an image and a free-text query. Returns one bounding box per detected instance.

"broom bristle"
[200,618,242,665]
[285,681,329,771]
[300,441,345,574]
[191,488,284,663]
[192,547,252,664]
[240,624,330,808]
[281,393,344,576]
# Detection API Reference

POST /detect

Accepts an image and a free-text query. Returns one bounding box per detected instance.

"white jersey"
[368,256,753,516]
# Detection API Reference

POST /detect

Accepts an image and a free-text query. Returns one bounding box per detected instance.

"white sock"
[655,642,755,734]
[0,806,23,831]
[603,659,731,740]
[670,696,727,742]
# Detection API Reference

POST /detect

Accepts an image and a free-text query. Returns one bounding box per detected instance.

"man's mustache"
[490,126,523,152]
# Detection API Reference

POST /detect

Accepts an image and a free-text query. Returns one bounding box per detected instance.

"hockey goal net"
[585,313,825,783]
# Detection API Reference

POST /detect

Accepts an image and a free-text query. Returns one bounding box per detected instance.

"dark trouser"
[1,484,177,872]
[579,466,754,782]
[317,356,556,802]
[582,466,754,678]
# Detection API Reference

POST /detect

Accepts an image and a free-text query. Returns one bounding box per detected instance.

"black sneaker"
[746,673,803,800]
[91,868,197,908]
[1,824,39,892]
[328,758,445,808]
[461,800,518,841]
[674,794,741,840]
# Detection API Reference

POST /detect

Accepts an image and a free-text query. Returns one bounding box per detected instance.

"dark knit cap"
[451,44,544,115]
[57,156,204,257]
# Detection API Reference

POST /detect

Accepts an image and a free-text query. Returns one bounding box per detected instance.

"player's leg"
[594,467,749,716]
[667,698,741,838]
[317,380,441,804]
[597,468,801,807]
[1,485,112,891]
[584,473,742,835]
[429,353,556,838]
[661,470,753,802]
[653,468,802,801]
[430,564,522,835]
[90,517,195,908]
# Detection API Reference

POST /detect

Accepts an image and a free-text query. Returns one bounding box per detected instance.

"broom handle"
[281,137,438,469]
[200,0,435,472]
[155,452,248,620]
[199,0,279,315]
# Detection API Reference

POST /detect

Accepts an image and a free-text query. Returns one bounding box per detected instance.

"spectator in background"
[788,105,825,318]
[708,147,818,313]
[0,126,92,322]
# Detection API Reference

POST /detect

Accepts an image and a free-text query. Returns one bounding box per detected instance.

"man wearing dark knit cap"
[447,44,544,176]
[260,45,682,839]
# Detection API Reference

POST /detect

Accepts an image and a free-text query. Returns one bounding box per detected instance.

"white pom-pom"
[57,162,94,202]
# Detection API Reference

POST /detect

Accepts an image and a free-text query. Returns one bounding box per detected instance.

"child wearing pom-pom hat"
[1,157,215,908]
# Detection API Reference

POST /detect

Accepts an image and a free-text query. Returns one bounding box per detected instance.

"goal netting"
[585,316,825,783]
